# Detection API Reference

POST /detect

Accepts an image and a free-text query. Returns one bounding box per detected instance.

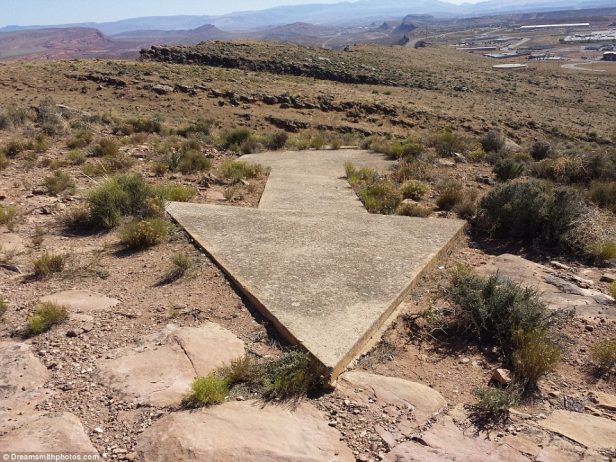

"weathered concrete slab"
[169,150,464,379]
[168,203,463,378]
[242,149,393,213]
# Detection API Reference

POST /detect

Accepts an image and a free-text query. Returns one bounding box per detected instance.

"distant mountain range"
[2,0,615,34]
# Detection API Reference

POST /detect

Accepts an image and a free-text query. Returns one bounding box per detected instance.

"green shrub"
[159,253,193,285]
[151,184,196,202]
[222,127,251,149]
[611,280,616,299]
[345,163,377,186]
[359,180,402,214]
[33,133,49,153]
[220,356,257,386]
[0,297,7,318]
[309,133,326,150]
[493,158,525,182]
[454,191,479,219]
[0,206,18,229]
[67,149,86,165]
[91,138,120,157]
[0,106,29,130]
[67,129,93,149]
[123,117,163,135]
[1,140,27,158]
[36,97,63,135]
[240,138,260,154]
[448,271,570,357]
[44,171,75,195]
[481,130,506,153]
[85,174,159,229]
[590,181,616,213]
[512,329,561,386]
[436,180,464,211]
[391,160,432,183]
[530,156,586,184]
[220,160,263,182]
[178,118,214,138]
[431,130,466,156]
[397,203,432,217]
[118,218,169,249]
[184,374,228,407]
[264,131,288,150]
[477,180,561,241]
[178,150,212,174]
[27,302,68,335]
[530,140,552,161]
[32,252,66,279]
[471,386,519,423]
[400,180,429,201]
[0,152,8,170]
[590,340,616,371]
[585,241,616,263]
[262,351,315,399]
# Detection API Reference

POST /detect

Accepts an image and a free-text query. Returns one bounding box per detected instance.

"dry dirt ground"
[1,43,615,461]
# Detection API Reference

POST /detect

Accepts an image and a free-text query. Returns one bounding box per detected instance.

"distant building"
[603,52,616,61]
[520,23,590,30]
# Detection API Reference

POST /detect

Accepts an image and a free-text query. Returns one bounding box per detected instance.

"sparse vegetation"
[151,184,196,202]
[397,202,432,217]
[0,297,7,319]
[430,129,466,157]
[493,158,525,182]
[590,340,616,372]
[84,174,162,229]
[159,253,193,284]
[118,218,170,250]
[0,206,18,230]
[590,181,616,214]
[184,374,229,407]
[448,268,570,388]
[480,130,506,154]
[220,160,263,182]
[358,180,401,214]
[476,180,616,262]
[32,252,66,279]
[512,329,561,387]
[91,138,120,157]
[44,170,75,195]
[400,180,429,201]
[27,302,69,335]
[471,386,519,423]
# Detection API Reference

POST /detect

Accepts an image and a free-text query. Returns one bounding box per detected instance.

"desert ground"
[1,41,615,461]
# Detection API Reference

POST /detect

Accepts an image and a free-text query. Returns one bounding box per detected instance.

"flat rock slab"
[476,254,615,319]
[386,417,529,461]
[338,370,447,427]
[168,202,464,378]
[0,412,98,455]
[136,400,354,461]
[40,289,120,313]
[0,342,49,420]
[0,232,25,254]
[540,410,616,451]
[96,323,244,406]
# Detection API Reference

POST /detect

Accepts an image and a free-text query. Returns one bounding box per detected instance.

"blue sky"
[3,0,480,26]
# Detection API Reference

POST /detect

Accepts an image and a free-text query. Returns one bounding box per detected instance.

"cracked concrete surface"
[169,150,465,379]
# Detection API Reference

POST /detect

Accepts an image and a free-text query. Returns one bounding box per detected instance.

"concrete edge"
[168,202,467,384]
[166,205,327,375]
[333,223,467,381]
